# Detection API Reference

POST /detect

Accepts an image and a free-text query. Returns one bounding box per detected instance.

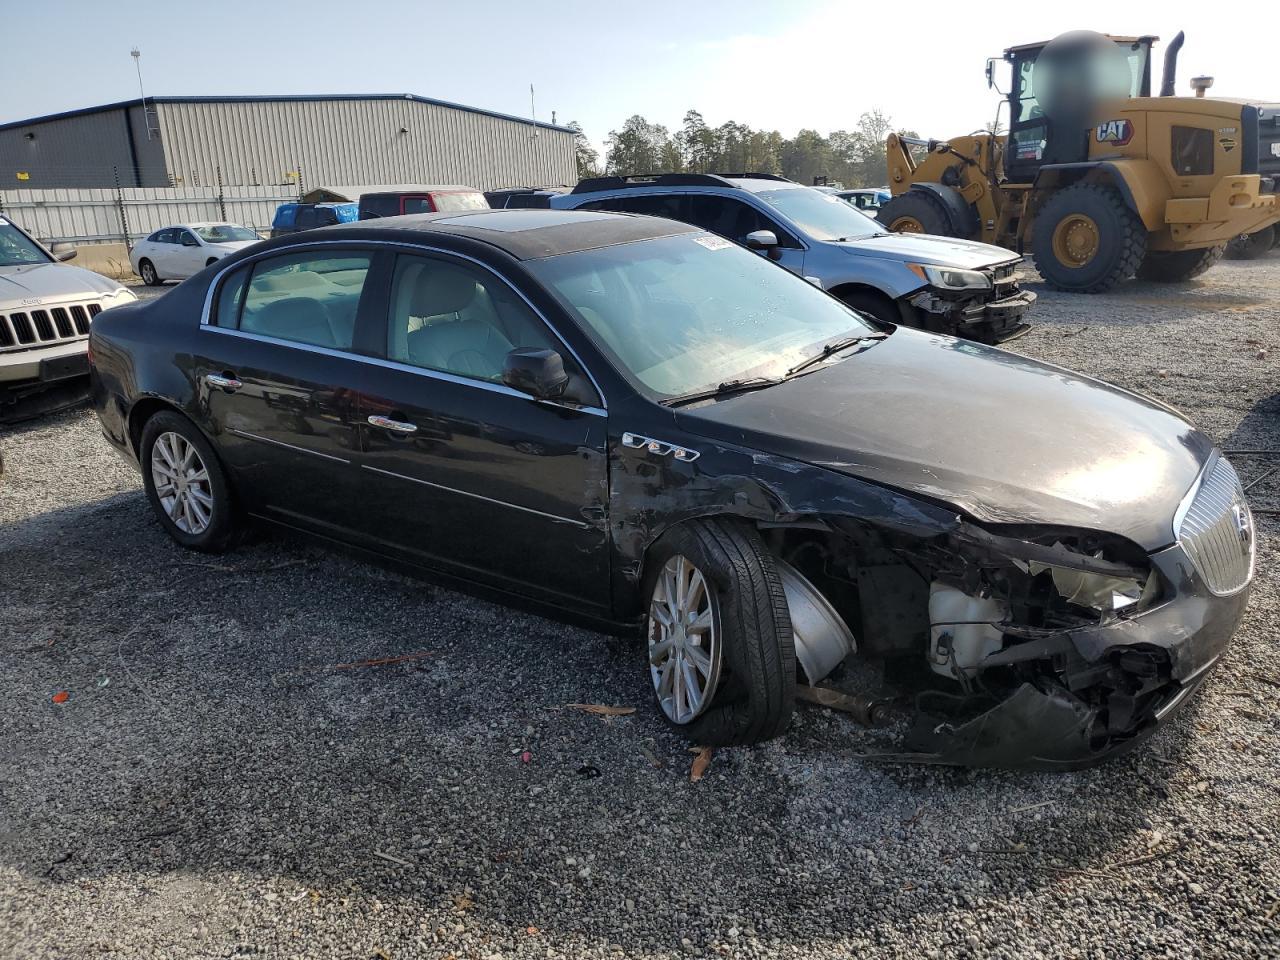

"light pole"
[130,48,155,140]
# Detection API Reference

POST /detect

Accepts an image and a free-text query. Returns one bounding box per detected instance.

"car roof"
[361,185,482,197]
[307,209,700,260]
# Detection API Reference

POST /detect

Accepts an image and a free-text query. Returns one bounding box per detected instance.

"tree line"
[567,109,919,188]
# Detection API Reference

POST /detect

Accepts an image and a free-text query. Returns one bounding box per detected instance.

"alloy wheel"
[648,554,722,724]
[151,431,214,535]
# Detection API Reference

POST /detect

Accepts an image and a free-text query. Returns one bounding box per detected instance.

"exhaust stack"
[1160,30,1185,97]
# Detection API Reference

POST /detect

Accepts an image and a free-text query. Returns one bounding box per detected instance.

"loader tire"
[1137,244,1225,281]
[877,190,955,236]
[1031,183,1146,293]
[1224,227,1275,261]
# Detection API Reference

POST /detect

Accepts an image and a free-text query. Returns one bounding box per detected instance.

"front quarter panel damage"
[608,423,1250,768]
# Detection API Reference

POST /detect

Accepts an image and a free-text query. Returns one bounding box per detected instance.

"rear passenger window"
[238,251,372,349]
[608,195,688,220]
[212,266,250,327]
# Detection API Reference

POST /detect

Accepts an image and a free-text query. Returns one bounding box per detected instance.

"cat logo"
[1095,119,1134,147]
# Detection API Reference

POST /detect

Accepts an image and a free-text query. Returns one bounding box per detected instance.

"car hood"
[839,232,1019,269]
[0,261,128,305]
[676,330,1212,551]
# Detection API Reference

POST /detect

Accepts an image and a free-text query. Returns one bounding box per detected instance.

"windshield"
[0,219,53,267]
[527,233,878,401]
[756,187,885,242]
[195,224,259,243]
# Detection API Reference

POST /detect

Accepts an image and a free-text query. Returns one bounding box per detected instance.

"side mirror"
[743,229,783,260]
[985,59,994,88]
[181,235,198,246]
[503,347,568,400]
[50,242,77,262]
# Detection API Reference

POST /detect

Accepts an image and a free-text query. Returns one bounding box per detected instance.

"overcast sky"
[3,0,1274,154]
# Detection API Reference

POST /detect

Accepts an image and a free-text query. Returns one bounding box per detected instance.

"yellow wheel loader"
[879,31,1280,292]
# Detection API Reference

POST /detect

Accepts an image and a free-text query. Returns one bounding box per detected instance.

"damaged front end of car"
[758,457,1255,769]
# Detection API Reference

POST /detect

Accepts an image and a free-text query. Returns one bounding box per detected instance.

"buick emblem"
[1232,503,1252,546]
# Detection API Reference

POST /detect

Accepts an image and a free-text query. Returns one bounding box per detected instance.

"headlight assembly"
[908,264,993,291]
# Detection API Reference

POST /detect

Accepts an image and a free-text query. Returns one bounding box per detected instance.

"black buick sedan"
[89,210,1254,766]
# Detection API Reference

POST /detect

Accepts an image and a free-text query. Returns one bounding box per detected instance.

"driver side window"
[385,255,564,383]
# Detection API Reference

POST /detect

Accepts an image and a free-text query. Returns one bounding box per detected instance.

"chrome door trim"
[201,325,606,417]
[367,415,418,433]
[361,464,592,529]
[198,238,609,412]
[227,428,352,464]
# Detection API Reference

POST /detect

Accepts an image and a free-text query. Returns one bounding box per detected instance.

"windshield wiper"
[784,335,883,378]
[661,376,783,407]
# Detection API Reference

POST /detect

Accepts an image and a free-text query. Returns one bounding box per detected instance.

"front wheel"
[138,259,162,286]
[1031,183,1147,293]
[643,518,795,746]
[140,411,242,552]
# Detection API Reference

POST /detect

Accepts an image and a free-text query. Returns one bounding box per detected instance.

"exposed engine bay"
[763,517,1225,769]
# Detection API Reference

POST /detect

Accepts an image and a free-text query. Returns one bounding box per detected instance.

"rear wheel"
[140,411,242,552]
[1137,244,1225,281]
[1031,183,1146,292]
[1224,226,1275,261]
[877,190,954,236]
[138,259,162,286]
[643,518,795,746]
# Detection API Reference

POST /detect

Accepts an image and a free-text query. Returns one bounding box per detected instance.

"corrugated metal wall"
[157,98,576,190]
[0,105,168,188]
[0,185,301,244]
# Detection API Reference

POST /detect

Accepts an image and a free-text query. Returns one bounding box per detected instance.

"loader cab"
[1000,35,1155,183]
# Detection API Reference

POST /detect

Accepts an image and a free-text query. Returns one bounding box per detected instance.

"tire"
[836,288,902,329]
[139,411,242,553]
[877,190,955,236]
[1224,226,1275,261]
[138,259,162,286]
[1031,183,1147,293]
[1137,244,1225,281]
[642,518,795,746]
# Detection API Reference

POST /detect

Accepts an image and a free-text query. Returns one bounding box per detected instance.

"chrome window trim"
[198,238,609,412]
[362,464,591,529]
[227,428,351,464]
[201,325,604,417]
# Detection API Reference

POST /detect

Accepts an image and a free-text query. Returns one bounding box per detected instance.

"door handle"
[205,372,242,391]
[368,415,418,434]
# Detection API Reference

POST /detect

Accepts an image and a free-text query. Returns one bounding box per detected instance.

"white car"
[0,215,136,406]
[129,222,262,286]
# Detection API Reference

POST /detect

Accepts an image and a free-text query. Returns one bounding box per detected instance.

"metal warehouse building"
[0,94,576,191]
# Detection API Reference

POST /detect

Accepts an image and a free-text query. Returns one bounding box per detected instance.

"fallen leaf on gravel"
[51,690,69,704]
[639,744,664,769]
[452,892,474,912]
[690,746,714,782]
[526,926,539,936]
[565,703,635,716]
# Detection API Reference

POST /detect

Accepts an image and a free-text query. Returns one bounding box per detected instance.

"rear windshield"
[430,191,489,213]
[756,187,885,242]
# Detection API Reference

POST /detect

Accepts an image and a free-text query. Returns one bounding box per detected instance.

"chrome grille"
[0,300,102,353]
[1175,457,1255,596]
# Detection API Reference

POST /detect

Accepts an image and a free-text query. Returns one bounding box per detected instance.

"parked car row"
[86,207,1253,767]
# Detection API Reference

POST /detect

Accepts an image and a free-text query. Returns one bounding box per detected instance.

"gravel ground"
[2,257,1279,959]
